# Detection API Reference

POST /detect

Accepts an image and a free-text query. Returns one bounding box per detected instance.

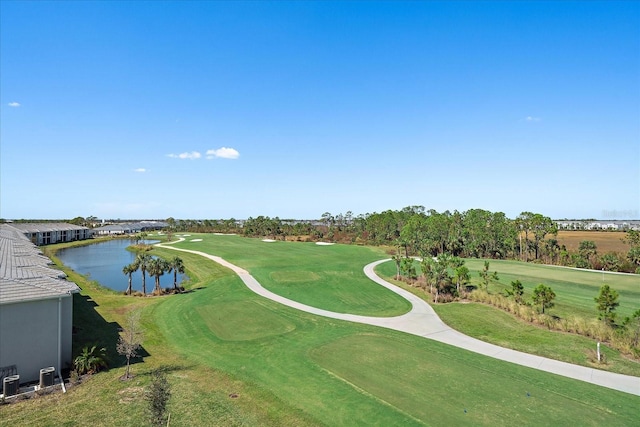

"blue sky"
[1,1,638,220]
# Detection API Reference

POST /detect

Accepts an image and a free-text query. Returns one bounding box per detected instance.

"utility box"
[39,367,55,388]
[3,375,20,397]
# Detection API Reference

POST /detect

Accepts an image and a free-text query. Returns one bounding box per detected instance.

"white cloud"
[8,102,20,107]
[525,116,541,122]
[206,147,240,159]
[134,168,147,173]
[167,151,201,160]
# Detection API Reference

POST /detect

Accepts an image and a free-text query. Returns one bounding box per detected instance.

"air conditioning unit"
[3,374,20,397]
[39,367,55,388]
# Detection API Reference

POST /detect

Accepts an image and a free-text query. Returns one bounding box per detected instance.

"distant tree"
[116,310,144,379]
[168,256,185,292]
[146,368,171,427]
[166,217,176,229]
[122,263,137,295]
[578,240,598,266]
[530,214,557,260]
[627,247,640,269]
[600,253,621,271]
[68,216,85,226]
[594,284,619,325]
[532,284,556,314]
[321,212,334,230]
[623,230,640,248]
[516,212,534,261]
[544,238,560,264]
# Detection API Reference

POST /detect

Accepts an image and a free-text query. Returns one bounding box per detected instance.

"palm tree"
[136,252,152,295]
[148,257,169,294]
[168,256,185,292]
[122,263,137,295]
[73,345,108,375]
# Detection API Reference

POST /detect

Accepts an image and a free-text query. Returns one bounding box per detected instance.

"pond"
[56,239,186,293]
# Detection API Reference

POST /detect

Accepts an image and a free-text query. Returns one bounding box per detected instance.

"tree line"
[159,207,639,273]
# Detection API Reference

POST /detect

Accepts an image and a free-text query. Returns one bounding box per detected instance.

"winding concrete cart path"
[158,242,640,396]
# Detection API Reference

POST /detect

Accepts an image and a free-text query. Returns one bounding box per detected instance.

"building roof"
[9,222,90,234]
[0,224,80,305]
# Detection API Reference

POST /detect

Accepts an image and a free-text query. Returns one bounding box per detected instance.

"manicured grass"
[462,259,640,320]
[4,236,638,426]
[375,259,640,376]
[432,302,640,376]
[153,252,639,426]
[171,234,412,316]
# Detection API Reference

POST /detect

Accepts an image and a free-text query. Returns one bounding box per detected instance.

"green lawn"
[152,250,640,426]
[463,259,640,320]
[171,234,412,316]
[3,236,638,426]
[375,258,640,376]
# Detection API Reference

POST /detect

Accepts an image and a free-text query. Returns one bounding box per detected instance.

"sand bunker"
[316,242,335,246]
[190,238,203,242]
[262,239,277,243]
[214,233,237,236]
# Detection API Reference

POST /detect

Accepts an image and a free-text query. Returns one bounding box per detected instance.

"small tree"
[400,257,417,280]
[478,261,499,291]
[453,265,470,294]
[146,368,171,427]
[391,253,402,280]
[623,309,640,348]
[116,310,144,379]
[532,283,556,314]
[594,284,619,325]
[505,280,524,304]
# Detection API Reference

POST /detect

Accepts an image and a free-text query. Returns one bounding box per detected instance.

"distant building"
[0,224,80,386]
[92,221,168,236]
[10,222,92,245]
[555,220,640,231]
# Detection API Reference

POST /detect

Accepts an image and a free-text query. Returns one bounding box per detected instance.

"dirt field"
[556,231,631,253]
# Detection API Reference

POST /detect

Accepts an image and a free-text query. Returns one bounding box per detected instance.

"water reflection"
[57,239,185,292]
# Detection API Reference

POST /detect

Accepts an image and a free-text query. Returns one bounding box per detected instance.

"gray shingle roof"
[9,222,90,233]
[0,224,80,304]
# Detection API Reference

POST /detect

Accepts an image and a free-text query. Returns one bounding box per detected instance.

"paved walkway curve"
[157,241,640,396]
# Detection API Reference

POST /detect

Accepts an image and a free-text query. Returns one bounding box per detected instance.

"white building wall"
[0,296,74,384]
